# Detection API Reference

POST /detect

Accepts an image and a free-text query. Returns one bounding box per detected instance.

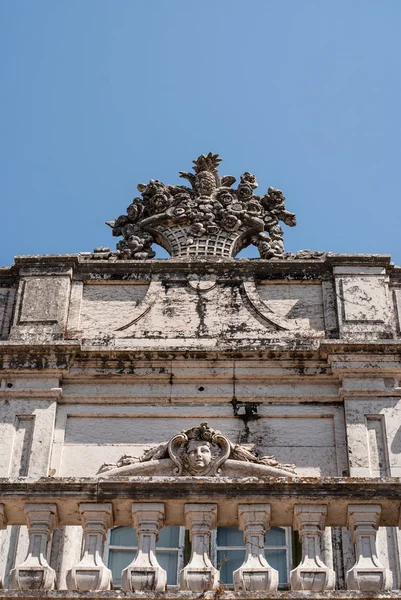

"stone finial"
[346,504,392,591]
[233,504,279,592]
[290,505,335,591]
[67,503,113,591]
[180,503,219,591]
[10,504,58,590]
[106,153,295,260]
[122,503,167,592]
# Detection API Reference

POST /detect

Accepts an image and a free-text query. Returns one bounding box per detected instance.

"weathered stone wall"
[1,252,401,590]
[1,253,399,347]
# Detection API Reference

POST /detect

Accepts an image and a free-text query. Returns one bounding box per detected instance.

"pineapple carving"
[106,153,296,259]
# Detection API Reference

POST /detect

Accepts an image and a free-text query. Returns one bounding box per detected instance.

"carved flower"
[174,206,186,217]
[153,192,172,213]
[166,206,187,222]
[126,200,144,222]
[229,202,244,214]
[215,188,234,207]
[121,223,137,239]
[198,203,215,223]
[271,239,284,255]
[199,203,213,213]
[240,172,258,189]
[138,179,166,200]
[237,183,253,201]
[245,200,262,216]
[116,239,128,251]
[141,231,154,245]
[252,235,274,259]
[189,222,206,236]
[221,213,242,232]
[270,224,284,239]
[263,214,278,228]
[173,192,192,206]
[261,187,285,211]
[127,235,144,252]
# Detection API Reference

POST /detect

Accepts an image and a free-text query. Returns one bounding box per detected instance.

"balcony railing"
[0,477,399,594]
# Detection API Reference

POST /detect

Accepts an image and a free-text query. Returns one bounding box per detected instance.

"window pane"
[265,549,287,583]
[110,526,137,547]
[265,526,286,547]
[217,526,244,547]
[157,551,178,585]
[157,526,179,548]
[217,550,245,584]
[108,527,180,588]
[108,549,136,587]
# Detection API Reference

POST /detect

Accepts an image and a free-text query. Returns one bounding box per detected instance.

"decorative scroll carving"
[106,153,295,259]
[98,422,296,477]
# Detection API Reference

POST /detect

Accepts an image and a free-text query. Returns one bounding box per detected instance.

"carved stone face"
[185,440,212,472]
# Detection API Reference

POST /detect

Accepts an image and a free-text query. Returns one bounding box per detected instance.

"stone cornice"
[0,477,401,527]
[0,340,401,377]
[0,252,395,276]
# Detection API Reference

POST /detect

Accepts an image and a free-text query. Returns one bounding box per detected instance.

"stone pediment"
[98,422,297,478]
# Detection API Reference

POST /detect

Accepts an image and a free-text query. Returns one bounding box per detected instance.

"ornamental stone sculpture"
[98,422,296,477]
[106,153,296,259]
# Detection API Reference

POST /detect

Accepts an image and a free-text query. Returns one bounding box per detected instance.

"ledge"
[1,590,401,600]
[2,339,401,366]
[0,252,395,275]
[0,476,400,527]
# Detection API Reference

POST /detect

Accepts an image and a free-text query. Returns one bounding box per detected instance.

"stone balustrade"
[0,477,399,593]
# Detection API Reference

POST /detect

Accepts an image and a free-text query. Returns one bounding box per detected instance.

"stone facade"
[1,155,401,598]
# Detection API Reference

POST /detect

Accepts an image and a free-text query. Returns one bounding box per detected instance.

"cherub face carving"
[168,422,231,476]
[185,440,212,472]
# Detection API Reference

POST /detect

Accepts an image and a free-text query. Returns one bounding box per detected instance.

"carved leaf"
[220,175,236,187]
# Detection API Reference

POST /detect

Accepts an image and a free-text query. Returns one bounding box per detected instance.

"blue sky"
[1,1,400,265]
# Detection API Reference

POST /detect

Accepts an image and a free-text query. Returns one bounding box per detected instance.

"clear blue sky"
[1,1,400,265]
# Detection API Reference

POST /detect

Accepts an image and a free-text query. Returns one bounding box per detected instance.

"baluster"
[180,503,219,592]
[346,504,392,591]
[233,504,278,592]
[67,503,113,591]
[10,503,58,590]
[122,502,167,591]
[290,504,335,591]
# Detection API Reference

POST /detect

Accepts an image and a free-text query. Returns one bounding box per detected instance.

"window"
[106,526,184,587]
[213,526,291,585]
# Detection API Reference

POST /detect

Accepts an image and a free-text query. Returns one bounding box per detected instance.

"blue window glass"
[215,526,290,585]
[108,525,180,587]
